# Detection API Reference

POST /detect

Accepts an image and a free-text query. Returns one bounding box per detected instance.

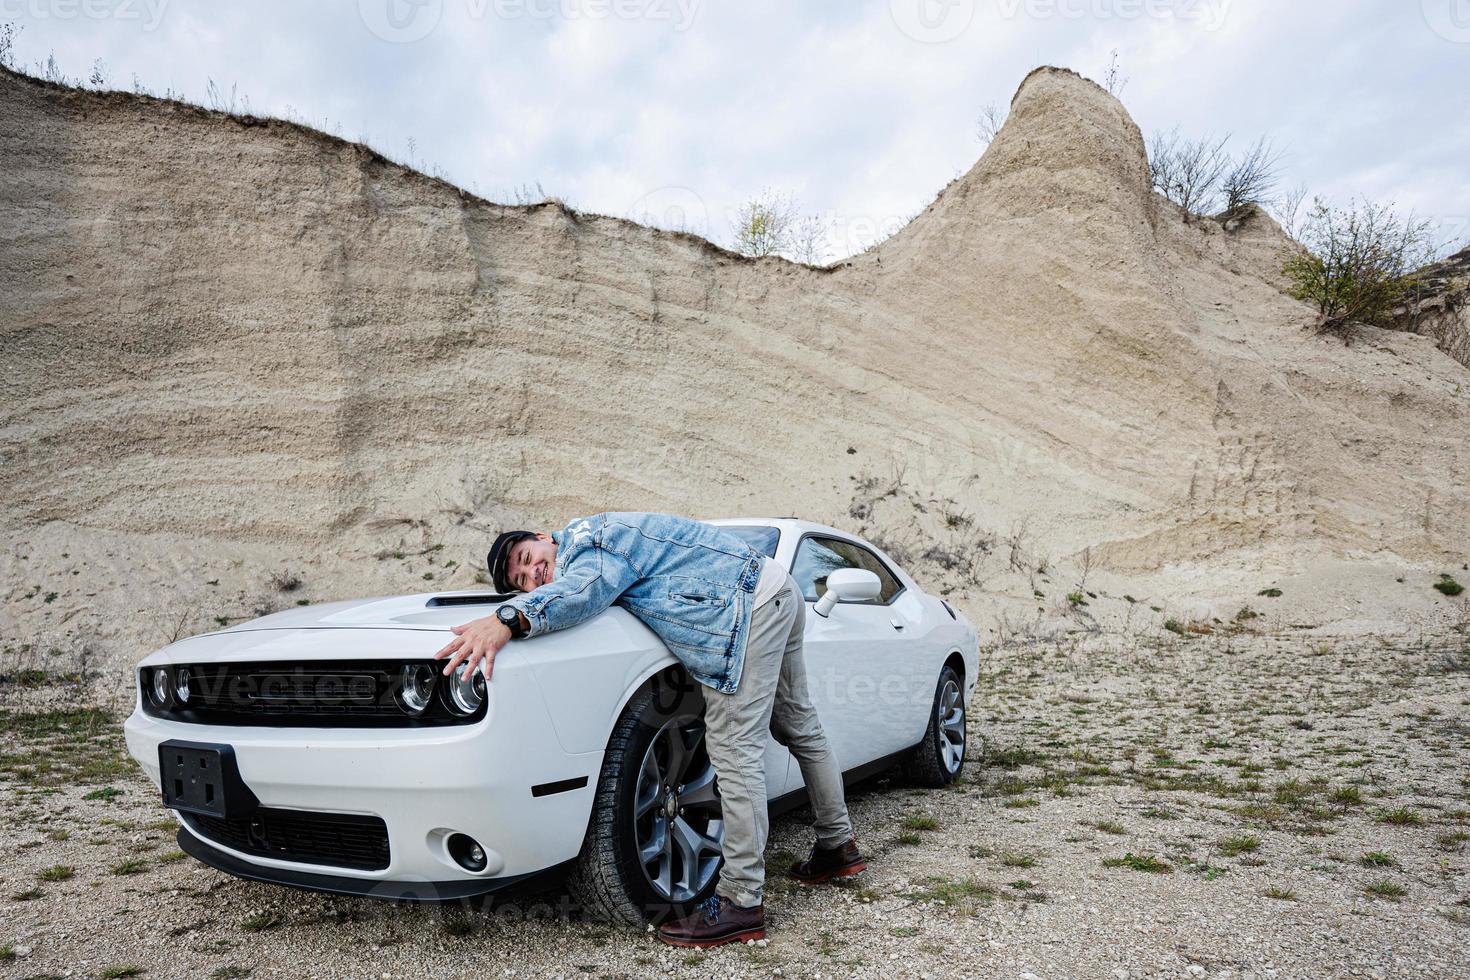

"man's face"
[506,533,558,592]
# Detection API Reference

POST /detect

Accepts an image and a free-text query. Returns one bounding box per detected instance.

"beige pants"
[699,572,853,907]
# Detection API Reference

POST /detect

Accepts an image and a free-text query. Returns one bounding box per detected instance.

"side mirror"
[812,568,881,618]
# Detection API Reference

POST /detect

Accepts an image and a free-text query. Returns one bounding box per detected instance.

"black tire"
[567,676,723,926]
[900,664,967,787]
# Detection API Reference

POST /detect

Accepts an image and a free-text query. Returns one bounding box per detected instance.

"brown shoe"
[789,836,867,884]
[656,895,765,948]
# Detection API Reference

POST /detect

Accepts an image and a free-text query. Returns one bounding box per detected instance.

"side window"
[790,536,902,604]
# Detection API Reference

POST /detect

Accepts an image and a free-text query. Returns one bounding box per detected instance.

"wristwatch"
[496,604,529,639]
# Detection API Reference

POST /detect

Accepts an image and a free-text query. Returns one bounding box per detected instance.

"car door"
[785,534,920,775]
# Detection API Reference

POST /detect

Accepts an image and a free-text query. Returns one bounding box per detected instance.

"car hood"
[220,591,514,634]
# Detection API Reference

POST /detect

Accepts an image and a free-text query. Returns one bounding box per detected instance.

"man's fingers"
[481,652,494,681]
[434,636,464,662]
[451,624,467,635]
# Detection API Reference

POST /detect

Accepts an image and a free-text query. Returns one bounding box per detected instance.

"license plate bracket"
[158,740,259,819]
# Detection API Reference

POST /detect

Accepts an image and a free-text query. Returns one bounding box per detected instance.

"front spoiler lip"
[176,828,546,902]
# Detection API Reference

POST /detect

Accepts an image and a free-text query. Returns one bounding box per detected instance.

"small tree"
[1149,128,1231,220]
[1220,136,1283,216]
[1101,49,1128,97]
[0,21,19,69]
[976,102,1007,146]
[1284,198,1435,334]
[731,190,827,264]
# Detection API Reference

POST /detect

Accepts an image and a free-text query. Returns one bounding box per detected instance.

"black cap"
[487,530,536,593]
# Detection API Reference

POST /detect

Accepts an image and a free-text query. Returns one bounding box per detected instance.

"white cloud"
[4,0,1466,259]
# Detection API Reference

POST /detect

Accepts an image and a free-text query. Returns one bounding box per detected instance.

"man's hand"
[434,615,512,681]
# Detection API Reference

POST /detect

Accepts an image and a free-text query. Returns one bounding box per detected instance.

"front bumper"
[123,674,603,893]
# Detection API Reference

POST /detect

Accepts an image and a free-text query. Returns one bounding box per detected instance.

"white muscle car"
[123,518,978,923]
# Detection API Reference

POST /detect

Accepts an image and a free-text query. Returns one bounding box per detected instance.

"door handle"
[890,617,904,631]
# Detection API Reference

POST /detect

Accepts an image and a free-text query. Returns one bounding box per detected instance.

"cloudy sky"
[6,0,1467,260]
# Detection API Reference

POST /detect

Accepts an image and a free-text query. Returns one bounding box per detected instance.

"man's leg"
[768,575,855,849]
[697,585,801,908]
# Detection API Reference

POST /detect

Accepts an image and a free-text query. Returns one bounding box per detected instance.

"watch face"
[498,606,516,622]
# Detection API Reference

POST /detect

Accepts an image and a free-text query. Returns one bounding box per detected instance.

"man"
[434,512,867,947]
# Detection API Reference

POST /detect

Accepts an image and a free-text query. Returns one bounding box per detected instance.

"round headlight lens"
[399,664,437,714]
[174,666,191,704]
[150,667,171,707]
[448,663,485,715]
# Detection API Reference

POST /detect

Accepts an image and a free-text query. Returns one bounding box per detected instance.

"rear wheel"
[568,679,725,925]
[900,665,967,787]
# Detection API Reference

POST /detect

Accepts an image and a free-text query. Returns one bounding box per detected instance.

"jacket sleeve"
[505,545,640,636]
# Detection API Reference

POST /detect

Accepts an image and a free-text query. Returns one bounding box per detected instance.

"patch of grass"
[901,814,940,831]
[84,786,124,802]
[1378,807,1423,826]
[967,844,994,859]
[1364,879,1406,900]
[999,852,1037,868]
[901,875,1000,910]
[893,832,922,846]
[1258,588,1283,598]
[110,858,147,876]
[987,746,1045,769]
[1090,819,1126,835]
[1163,619,1187,636]
[1142,806,1177,820]
[1328,785,1363,807]
[889,926,919,937]
[101,968,145,979]
[1360,851,1397,867]
[11,887,43,901]
[157,849,188,863]
[0,945,13,962]
[1219,834,1261,857]
[1002,797,1039,809]
[211,967,252,980]
[1435,830,1469,850]
[1102,853,1173,873]
[37,864,74,881]
[1433,574,1464,597]
[1263,885,1297,901]
[241,911,282,932]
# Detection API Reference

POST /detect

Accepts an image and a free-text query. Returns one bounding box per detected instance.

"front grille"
[140,660,484,727]
[186,807,390,871]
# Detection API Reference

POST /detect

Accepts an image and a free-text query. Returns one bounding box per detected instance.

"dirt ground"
[4,619,1467,980]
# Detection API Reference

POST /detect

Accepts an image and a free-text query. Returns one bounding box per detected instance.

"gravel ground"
[3,625,1468,980]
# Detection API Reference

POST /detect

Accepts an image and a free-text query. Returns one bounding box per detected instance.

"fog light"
[447,833,488,872]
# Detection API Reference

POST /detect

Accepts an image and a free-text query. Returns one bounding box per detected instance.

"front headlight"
[398,664,437,714]
[174,666,192,704]
[447,663,486,716]
[149,666,172,707]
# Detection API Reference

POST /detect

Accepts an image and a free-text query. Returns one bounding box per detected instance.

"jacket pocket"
[665,577,730,608]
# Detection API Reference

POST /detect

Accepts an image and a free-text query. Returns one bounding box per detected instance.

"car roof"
[707,516,864,543]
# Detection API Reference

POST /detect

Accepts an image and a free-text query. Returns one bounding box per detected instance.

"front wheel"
[567,680,725,925]
[900,665,967,787]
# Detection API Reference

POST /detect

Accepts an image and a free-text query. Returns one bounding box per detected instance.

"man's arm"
[510,546,640,636]
[435,546,639,681]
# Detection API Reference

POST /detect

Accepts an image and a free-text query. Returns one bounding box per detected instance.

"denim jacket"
[506,512,764,694]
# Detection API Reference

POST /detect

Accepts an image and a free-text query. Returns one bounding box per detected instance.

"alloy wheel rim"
[634,714,724,904]
[938,678,965,773]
